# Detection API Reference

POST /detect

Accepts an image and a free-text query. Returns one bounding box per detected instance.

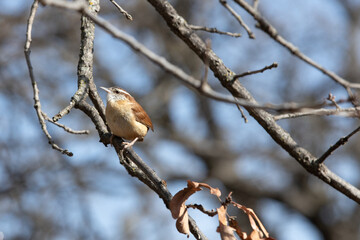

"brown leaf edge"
[169,180,222,237]
[217,205,237,240]
[231,202,276,240]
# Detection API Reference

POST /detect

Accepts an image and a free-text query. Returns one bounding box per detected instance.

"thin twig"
[39,0,360,204]
[219,0,255,39]
[233,0,360,90]
[109,0,133,20]
[234,98,248,123]
[253,0,259,10]
[274,106,360,120]
[232,62,278,80]
[42,112,90,134]
[189,24,241,38]
[76,101,108,137]
[36,0,334,113]
[52,76,89,122]
[327,93,340,109]
[39,0,206,239]
[187,204,218,217]
[25,0,73,157]
[146,0,360,204]
[316,126,360,164]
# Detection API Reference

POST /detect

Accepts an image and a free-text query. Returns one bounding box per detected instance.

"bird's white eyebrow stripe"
[115,88,131,96]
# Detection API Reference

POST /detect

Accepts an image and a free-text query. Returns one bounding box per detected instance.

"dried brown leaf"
[249,230,261,240]
[176,208,190,237]
[232,202,272,239]
[170,181,201,219]
[217,205,236,240]
[169,180,222,237]
[188,180,222,198]
[229,218,247,240]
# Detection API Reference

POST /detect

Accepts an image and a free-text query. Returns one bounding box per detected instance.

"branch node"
[316,126,360,164]
[109,0,133,20]
[232,62,278,81]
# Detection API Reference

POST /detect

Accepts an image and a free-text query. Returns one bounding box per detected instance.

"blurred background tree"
[1,0,360,239]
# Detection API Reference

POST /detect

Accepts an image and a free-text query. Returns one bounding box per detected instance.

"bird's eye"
[114,89,120,94]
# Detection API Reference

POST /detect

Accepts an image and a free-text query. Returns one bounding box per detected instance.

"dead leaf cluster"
[169,180,275,240]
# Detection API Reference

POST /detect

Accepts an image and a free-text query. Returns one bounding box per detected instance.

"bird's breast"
[106,100,148,140]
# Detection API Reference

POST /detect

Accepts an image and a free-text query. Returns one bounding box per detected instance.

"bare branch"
[234,98,248,123]
[233,0,360,90]
[219,0,255,39]
[189,24,241,38]
[146,0,360,204]
[25,0,73,157]
[327,93,340,109]
[316,126,360,164]
[187,204,218,217]
[109,0,133,20]
[33,0,335,113]
[253,0,259,10]
[52,76,89,122]
[39,0,360,205]
[76,101,108,137]
[274,106,360,121]
[232,62,278,80]
[38,1,208,239]
[42,112,89,135]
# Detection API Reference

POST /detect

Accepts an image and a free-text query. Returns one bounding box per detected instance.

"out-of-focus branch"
[25,0,73,157]
[189,24,241,37]
[232,0,360,91]
[274,106,360,121]
[42,112,90,134]
[145,0,360,204]
[39,0,208,239]
[232,62,278,80]
[316,126,360,164]
[34,0,340,113]
[39,0,360,204]
[219,0,255,39]
[52,76,89,122]
[109,0,133,20]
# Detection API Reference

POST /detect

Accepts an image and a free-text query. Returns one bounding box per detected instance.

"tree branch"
[146,0,360,204]
[109,0,133,20]
[316,126,360,164]
[232,62,278,80]
[189,24,241,38]
[232,0,360,90]
[219,0,255,39]
[42,111,90,135]
[25,0,73,156]
[39,0,208,238]
[274,106,360,120]
[38,0,360,205]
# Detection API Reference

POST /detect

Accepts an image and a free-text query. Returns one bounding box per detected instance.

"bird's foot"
[122,137,139,150]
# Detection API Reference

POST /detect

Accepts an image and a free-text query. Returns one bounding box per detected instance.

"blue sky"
[1,0,359,239]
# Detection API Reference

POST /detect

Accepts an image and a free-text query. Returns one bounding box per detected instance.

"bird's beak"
[100,87,111,93]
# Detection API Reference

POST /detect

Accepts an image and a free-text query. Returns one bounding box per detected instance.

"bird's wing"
[132,101,154,131]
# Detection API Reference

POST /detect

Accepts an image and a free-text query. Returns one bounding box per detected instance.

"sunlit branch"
[189,24,241,37]
[109,0,133,20]
[42,112,90,135]
[274,107,360,121]
[219,0,255,39]
[25,0,73,156]
[316,126,360,164]
[232,62,278,80]
[233,0,360,91]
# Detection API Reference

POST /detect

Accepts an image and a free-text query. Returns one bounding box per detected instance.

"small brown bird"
[101,86,154,149]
